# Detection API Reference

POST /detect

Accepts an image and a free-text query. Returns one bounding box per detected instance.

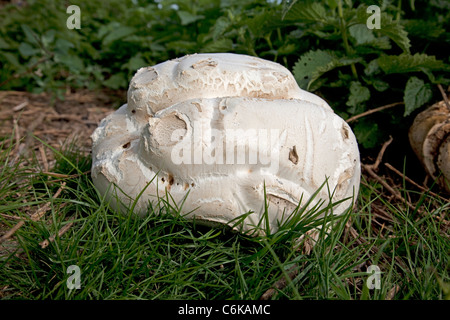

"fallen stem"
[384,162,448,203]
[39,213,74,249]
[0,182,66,244]
[437,84,450,112]
[346,102,404,123]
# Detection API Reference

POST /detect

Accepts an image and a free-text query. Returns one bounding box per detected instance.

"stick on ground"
[0,182,66,244]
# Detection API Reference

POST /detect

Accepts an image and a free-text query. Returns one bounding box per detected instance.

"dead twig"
[345,221,409,270]
[260,264,301,300]
[13,101,28,112]
[0,182,66,244]
[362,137,417,210]
[386,284,401,300]
[363,164,417,211]
[39,213,74,249]
[437,84,450,112]
[384,162,448,203]
[371,136,393,171]
[346,102,404,123]
[39,145,49,172]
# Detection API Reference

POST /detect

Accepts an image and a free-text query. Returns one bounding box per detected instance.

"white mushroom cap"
[91,53,360,234]
[127,53,331,117]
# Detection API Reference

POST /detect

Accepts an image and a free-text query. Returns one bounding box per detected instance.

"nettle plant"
[282,0,450,148]
[0,0,449,148]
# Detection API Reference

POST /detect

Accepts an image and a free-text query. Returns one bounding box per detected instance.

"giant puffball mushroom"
[91,53,361,235]
[409,100,450,192]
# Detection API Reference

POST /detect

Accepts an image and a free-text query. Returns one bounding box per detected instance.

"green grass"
[0,136,448,300]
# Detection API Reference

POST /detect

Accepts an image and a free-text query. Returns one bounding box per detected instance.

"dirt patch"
[0,89,125,166]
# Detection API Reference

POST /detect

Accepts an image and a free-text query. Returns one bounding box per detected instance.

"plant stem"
[338,0,358,79]
[396,0,402,21]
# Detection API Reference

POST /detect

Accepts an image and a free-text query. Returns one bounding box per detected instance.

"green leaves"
[355,6,411,53]
[403,77,433,117]
[375,15,411,53]
[284,2,329,24]
[18,42,39,58]
[293,50,335,90]
[353,120,381,149]
[346,81,370,109]
[177,11,205,26]
[102,25,136,46]
[293,50,359,90]
[377,53,447,75]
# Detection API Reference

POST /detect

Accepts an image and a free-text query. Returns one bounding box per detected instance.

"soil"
[0,89,126,166]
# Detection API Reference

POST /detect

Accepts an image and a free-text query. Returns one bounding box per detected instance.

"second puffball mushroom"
[91,53,361,234]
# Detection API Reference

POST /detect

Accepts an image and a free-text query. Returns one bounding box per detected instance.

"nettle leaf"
[293,50,334,90]
[20,24,39,46]
[104,73,127,90]
[1,51,20,67]
[353,121,381,149]
[122,54,147,72]
[0,38,10,49]
[102,26,136,46]
[377,17,410,53]
[210,16,231,41]
[356,8,410,53]
[284,2,328,23]
[18,42,39,58]
[403,76,433,116]
[293,50,360,90]
[201,38,233,53]
[378,53,447,75]
[403,20,445,40]
[364,59,381,76]
[347,81,370,106]
[349,24,375,45]
[177,11,205,26]
[54,53,84,72]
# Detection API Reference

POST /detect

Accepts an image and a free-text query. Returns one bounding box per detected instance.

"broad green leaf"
[102,26,136,46]
[378,53,447,75]
[356,8,410,53]
[201,38,233,53]
[349,24,391,50]
[346,81,371,108]
[104,73,127,90]
[403,20,445,39]
[349,24,376,45]
[122,54,147,72]
[293,50,361,90]
[210,16,231,41]
[0,38,10,49]
[353,121,381,149]
[1,51,20,67]
[293,50,335,90]
[364,59,381,76]
[372,79,389,92]
[20,24,39,45]
[18,42,38,58]
[403,77,432,116]
[54,53,84,71]
[284,2,328,23]
[376,14,411,53]
[177,11,205,26]
[41,29,55,47]
[54,38,75,55]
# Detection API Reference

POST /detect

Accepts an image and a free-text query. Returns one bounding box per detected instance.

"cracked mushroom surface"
[91,53,361,234]
[409,100,450,192]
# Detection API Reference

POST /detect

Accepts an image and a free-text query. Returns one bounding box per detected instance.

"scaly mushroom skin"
[91,53,361,234]
[409,100,450,192]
